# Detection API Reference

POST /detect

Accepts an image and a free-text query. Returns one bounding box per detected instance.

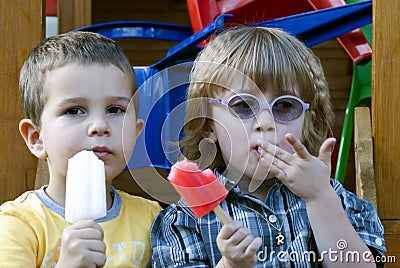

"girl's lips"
[251,144,262,157]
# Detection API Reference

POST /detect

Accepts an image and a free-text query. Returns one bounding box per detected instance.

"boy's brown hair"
[19,31,138,128]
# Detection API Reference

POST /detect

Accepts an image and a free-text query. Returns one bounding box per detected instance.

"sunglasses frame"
[208,93,310,123]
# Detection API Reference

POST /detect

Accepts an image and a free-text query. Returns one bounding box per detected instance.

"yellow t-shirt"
[0,187,162,267]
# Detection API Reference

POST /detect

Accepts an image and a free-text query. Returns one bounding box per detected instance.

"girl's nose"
[88,114,110,136]
[253,108,275,133]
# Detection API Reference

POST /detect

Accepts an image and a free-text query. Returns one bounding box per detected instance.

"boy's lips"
[91,146,112,159]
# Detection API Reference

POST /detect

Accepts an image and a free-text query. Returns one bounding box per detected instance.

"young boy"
[0,31,162,267]
[151,27,386,267]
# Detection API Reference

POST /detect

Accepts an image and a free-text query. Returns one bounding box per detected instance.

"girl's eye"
[108,106,125,114]
[65,107,84,115]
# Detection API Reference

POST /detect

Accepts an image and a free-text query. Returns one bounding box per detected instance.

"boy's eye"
[108,106,125,114]
[65,107,84,115]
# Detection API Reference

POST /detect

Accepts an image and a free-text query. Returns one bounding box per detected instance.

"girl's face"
[208,84,306,182]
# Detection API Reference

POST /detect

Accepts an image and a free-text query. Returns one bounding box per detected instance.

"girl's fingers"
[226,226,252,246]
[244,236,262,255]
[285,133,310,160]
[259,148,288,171]
[258,140,292,165]
[260,156,286,175]
[218,221,244,241]
[318,137,336,165]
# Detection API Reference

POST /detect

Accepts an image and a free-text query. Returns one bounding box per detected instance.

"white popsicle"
[65,150,107,223]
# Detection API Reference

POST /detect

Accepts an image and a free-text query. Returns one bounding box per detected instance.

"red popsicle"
[168,159,231,224]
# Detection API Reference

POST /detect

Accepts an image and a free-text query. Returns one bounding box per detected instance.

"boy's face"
[208,86,305,182]
[38,63,143,183]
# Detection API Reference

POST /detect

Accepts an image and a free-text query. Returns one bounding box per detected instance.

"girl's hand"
[216,220,262,268]
[258,133,336,203]
[57,219,106,268]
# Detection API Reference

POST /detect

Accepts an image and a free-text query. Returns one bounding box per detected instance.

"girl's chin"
[250,168,275,181]
[239,171,268,181]
[247,175,274,182]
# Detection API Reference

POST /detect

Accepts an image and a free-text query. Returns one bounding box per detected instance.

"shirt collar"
[213,167,284,202]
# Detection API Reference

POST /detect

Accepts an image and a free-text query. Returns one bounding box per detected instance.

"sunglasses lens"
[272,97,303,121]
[228,95,259,119]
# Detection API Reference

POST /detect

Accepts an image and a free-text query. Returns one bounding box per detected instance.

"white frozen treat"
[65,150,107,223]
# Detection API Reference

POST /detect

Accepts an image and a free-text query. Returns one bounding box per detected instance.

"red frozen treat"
[168,159,231,223]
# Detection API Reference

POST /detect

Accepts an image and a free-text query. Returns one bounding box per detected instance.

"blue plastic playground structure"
[75,1,372,182]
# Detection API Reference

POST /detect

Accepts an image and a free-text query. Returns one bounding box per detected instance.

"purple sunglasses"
[208,93,310,122]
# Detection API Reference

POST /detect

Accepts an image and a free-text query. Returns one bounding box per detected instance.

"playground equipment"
[75,1,373,182]
[186,0,373,184]
[334,0,372,183]
[187,0,372,65]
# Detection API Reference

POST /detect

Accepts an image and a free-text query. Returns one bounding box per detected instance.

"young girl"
[151,27,385,267]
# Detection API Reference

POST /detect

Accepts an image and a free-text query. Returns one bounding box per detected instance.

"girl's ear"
[201,122,217,142]
[311,110,316,123]
[19,119,47,159]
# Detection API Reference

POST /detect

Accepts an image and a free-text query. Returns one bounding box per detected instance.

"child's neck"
[237,178,275,202]
[45,178,113,209]
[224,169,275,202]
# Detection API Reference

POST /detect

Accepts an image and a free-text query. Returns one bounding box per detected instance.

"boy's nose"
[88,115,110,136]
[254,109,275,133]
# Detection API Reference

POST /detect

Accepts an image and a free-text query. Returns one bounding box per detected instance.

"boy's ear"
[201,122,217,142]
[19,119,47,159]
[135,118,145,139]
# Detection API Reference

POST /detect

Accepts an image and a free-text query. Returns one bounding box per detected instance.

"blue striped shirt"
[151,171,386,267]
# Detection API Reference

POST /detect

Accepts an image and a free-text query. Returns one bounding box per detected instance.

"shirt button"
[268,215,278,223]
[375,238,383,246]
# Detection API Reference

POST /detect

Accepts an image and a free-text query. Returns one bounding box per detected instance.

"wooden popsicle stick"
[213,205,232,225]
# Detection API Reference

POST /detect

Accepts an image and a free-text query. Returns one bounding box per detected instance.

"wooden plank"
[92,0,190,25]
[372,0,400,218]
[382,220,400,267]
[354,107,377,207]
[58,0,91,33]
[0,0,43,204]
[34,159,49,190]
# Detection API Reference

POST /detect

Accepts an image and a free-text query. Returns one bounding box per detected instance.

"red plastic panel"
[187,0,314,33]
[46,0,57,16]
[307,0,371,64]
[187,0,371,64]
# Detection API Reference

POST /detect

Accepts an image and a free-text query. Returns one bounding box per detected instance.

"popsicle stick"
[213,205,232,225]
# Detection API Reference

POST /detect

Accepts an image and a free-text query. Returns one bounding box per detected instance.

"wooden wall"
[312,40,355,191]
[0,0,44,204]
[92,0,191,67]
[373,0,400,265]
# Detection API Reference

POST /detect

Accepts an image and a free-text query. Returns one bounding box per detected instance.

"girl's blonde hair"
[181,26,334,170]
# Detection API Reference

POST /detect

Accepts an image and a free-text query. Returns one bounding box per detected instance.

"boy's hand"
[216,220,262,268]
[57,219,106,268]
[258,133,336,203]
